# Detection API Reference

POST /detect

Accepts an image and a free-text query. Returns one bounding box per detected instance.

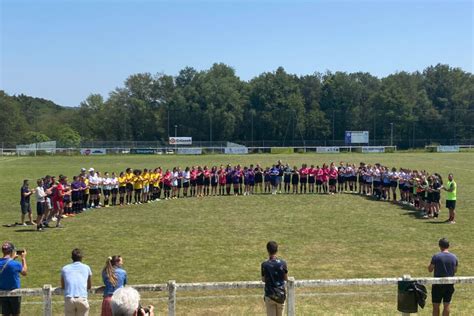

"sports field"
[1,153,473,315]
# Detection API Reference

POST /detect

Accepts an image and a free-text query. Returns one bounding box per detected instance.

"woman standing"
[101,255,127,316]
[291,166,299,194]
[283,164,292,194]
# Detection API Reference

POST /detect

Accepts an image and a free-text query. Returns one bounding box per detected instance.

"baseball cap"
[89,168,95,172]
[2,241,15,253]
[81,168,86,172]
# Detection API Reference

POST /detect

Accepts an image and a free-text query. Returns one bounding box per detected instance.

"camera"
[16,249,25,256]
[137,304,150,315]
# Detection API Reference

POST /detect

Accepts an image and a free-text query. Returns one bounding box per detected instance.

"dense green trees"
[0,63,472,148]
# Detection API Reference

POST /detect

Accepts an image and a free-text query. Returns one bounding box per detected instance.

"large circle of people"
[22,160,447,230]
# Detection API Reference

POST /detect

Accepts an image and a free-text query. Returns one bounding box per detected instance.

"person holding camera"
[101,256,128,316]
[110,287,154,316]
[428,238,458,316]
[0,242,27,316]
[261,241,288,316]
[61,249,92,316]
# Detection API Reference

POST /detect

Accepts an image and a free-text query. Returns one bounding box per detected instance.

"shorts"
[197,178,204,186]
[300,177,307,184]
[204,178,211,186]
[89,188,99,195]
[72,191,81,202]
[432,284,454,304]
[134,188,142,194]
[284,176,291,184]
[432,193,440,203]
[316,180,323,185]
[119,187,126,194]
[211,181,218,187]
[126,183,133,192]
[0,296,21,315]
[383,182,391,188]
[351,176,357,182]
[337,176,344,183]
[53,199,64,211]
[164,184,171,191]
[20,202,31,214]
[103,189,111,196]
[446,200,456,209]
[143,185,149,193]
[190,179,197,187]
[36,201,45,215]
[46,197,52,209]
[329,179,336,186]
[183,182,190,188]
[373,181,381,187]
[390,181,398,188]
[111,188,118,194]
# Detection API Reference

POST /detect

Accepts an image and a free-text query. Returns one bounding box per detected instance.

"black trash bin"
[397,280,418,313]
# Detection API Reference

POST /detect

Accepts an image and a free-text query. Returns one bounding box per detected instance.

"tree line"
[1,63,472,148]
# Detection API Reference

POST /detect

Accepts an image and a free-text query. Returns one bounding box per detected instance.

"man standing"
[0,242,27,316]
[61,248,92,316]
[443,173,457,224]
[261,241,288,316]
[19,180,33,226]
[428,238,458,316]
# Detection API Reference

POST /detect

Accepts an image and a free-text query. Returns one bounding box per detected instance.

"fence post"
[287,277,296,316]
[42,284,52,316]
[168,280,176,316]
[401,275,411,316]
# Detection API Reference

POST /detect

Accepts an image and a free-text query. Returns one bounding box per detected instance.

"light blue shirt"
[61,262,92,298]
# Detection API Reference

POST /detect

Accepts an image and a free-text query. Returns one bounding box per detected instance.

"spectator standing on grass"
[61,248,92,316]
[443,173,457,224]
[19,180,33,226]
[101,256,128,316]
[261,241,288,316]
[0,242,27,316]
[34,178,47,231]
[428,238,458,316]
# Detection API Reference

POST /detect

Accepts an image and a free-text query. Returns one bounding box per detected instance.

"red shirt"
[53,183,64,202]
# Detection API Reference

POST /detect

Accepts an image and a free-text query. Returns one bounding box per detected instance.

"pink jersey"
[329,168,338,179]
[218,170,226,184]
[299,168,309,178]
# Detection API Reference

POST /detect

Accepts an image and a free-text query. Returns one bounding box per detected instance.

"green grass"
[1,153,473,315]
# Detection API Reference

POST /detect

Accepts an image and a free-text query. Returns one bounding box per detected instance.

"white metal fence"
[1,275,473,316]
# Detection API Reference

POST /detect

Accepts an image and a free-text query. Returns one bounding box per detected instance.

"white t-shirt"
[35,186,46,202]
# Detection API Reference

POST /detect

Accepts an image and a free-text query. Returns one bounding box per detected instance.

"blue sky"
[1,0,472,106]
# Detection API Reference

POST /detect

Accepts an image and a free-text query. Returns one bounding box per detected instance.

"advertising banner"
[224,147,249,154]
[130,148,157,154]
[437,146,460,152]
[316,147,340,153]
[345,131,369,144]
[362,146,385,153]
[80,148,106,155]
[169,137,192,145]
[177,148,203,155]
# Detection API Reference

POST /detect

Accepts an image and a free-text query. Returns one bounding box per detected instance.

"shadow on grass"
[358,193,428,220]
[14,228,39,233]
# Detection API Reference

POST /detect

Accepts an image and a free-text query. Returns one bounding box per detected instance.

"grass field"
[1,153,473,315]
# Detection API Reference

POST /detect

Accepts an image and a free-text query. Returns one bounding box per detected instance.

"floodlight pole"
[390,122,394,147]
[174,125,178,152]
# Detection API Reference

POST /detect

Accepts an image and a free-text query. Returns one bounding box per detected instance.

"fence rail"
[1,276,473,316]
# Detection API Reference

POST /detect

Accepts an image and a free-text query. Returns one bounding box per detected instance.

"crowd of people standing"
[18,160,458,231]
